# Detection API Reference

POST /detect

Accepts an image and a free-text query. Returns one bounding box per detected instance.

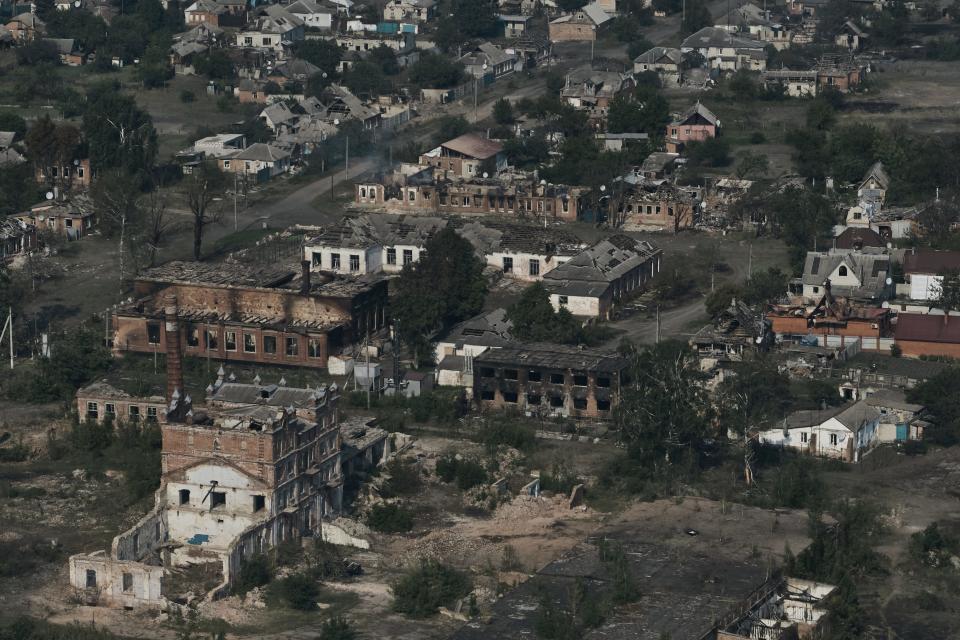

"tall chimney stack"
[164,294,185,404]
[300,260,312,295]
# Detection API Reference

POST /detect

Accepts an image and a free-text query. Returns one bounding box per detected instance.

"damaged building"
[69,313,352,609]
[473,343,628,419]
[110,261,388,369]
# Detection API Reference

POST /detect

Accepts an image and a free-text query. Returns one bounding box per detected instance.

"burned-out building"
[76,380,168,425]
[691,298,773,363]
[0,217,37,261]
[473,343,628,419]
[617,181,699,232]
[111,261,388,370]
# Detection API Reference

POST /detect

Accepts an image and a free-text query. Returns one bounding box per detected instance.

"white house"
[236,7,304,52]
[903,249,960,301]
[800,250,892,302]
[758,400,881,462]
[383,0,435,22]
[681,26,767,71]
[286,0,334,29]
[222,143,291,178]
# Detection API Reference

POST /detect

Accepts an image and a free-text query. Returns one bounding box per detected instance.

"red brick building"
[894,313,960,358]
[665,102,719,154]
[767,295,891,349]
[111,261,388,369]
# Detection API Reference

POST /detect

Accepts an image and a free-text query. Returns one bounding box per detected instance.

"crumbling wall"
[68,551,165,609]
[113,498,168,562]
[320,521,370,549]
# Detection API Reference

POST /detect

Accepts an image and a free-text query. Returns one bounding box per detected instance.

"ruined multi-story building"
[616,181,699,232]
[111,261,388,369]
[69,324,351,609]
[473,343,628,419]
[354,167,585,223]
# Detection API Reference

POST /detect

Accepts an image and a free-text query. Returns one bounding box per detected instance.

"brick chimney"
[164,294,185,404]
[300,260,311,295]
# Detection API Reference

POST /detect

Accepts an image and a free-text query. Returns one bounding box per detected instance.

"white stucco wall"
[910,273,940,301]
[549,293,600,318]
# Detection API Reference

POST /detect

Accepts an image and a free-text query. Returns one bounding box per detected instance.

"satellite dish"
[45,191,54,200]
[73,158,80,165]
[540,179,547,185]
[73,0,81,6]
[482,172,488,178]
[599,185,606,192]
[886,242,892,249]
[886,277,893,286]
[333,118,340,126]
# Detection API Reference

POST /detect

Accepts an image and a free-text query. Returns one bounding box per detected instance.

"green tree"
[451,0,498,37]
[342,61,391,96]
[743,267,787,305]
[408,52,464,89]
[506,283,582,344]
[704,283,745,318]
[616,342,713,469]
[392,227,487,365]
[83,83,158,175]
[391,560,472,618]
[607,85,670,137]
[369,44,400,75]
[907,366,960,445]
[319,616,356,640]
[270,572,320,610]
[194,49,234,79]
[0,112,27,140]
[92,169,143,284]
[932,270,960,317]
[717,357,792,436]
[295,39,342,76]
[682,0,713,33]
[493,98,514,125]
[0,164,39,216]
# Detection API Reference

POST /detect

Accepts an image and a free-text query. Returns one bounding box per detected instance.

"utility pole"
[392,319,401,404]
[747,243,753,280]
[364,331,371,409]
[5,308,12,369]
[233,171,238,231]
[655,305,661,344]
[345,136,349,177]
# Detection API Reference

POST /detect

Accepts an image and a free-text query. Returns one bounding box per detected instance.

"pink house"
[665,102,719,154]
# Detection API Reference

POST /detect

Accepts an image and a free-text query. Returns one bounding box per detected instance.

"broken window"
[549,395,564,407]
[596,376,611,388]
[830,433,838,446]
[122,573,133,592]
[147,407,158,421]
[105,403,115,416]
[147,322,161,344]
[312,251,322,266]
[331,253,341,270]
[186,325,200,347]
[527,370,542,382]
[403,249,413,265]
[253,495,265,511]
[559,296,568,306]
[128,405,140,421]
[527,393,541,405]
[480,390,495,401]
[308,338,323,358]
[801,432,808,443]
[86,402,98,419]
[244,334,256,353]
[285,337,299,357]
[225,331,237,351]
[503,369,518,380]
[85,569,97,588]
[205,329,218,350]
[503,391,518,403]
[573,373,588,387]
[573,397,587,410]
[480,367,495,378]
[502,257,513,273]
[386,248,397,265]
[529,260,540,276]
[263,335,277,354]
[349,255,360,272]
[210,491,226,509]
[179,489,190,505]
[549,373,565,385]
[597,399,611,411]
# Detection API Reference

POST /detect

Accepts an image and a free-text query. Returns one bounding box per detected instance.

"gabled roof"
[272,57,321,79]
[440,133,503,160]
[802,250,890,296]
[672,102,719,127]
[833,227,884,250]
[831,401,881,432]
[440,308,514,349]
[234,143,290,162]
[838,19,865,36]
[863,389,923,413]
[681,26,764,51]
[633,46,682,65]
[287,0,334,14]
[260,101,296,125]
[461,41,516,67]
[859,161,890,191]
[543,235,661,289]
[0,131,15,149]
[550,1,611,26]
[903,249,960,276]
[8,12,45,28]
[186,0,226,13]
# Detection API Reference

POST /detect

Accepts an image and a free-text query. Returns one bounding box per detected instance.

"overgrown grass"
[366,503,414,534]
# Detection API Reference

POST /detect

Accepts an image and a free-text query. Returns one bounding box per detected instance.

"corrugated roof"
[895,313,960,344]
[441,133,504,160]
[903,249,960,276]
[474,342,627,373]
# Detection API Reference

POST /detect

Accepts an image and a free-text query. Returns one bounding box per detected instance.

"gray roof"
[542,235,661,293]
[634,46,682,65]
[682,26,765,50]
[273,58,321,79]
[784,400,879,432]
[860,161,890,191]
[461,42,515,68]
[862,389,923,413]
[440,308,514,349]
[672,101,719,127]
[306,213,448,249]
[209,380,332,409]
[801,250,890,298]
[234,143,290,162]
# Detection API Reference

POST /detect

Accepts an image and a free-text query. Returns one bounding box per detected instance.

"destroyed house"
[77,380,168,425]
[473,343,628,419]
[70,371,344,609]
[456,220,586,281]
[691,298,773,362]
[561,68,635,122]
[0,217,37,260]
[617,181,698,232]
[542,235,662,320]
[419,133,506,179]
[111,261,388,369]
[767,291,892,350]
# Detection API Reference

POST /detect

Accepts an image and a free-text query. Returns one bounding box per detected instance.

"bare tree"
[137,191,175,268]
[92,170,141,286]
[185,162,227,261]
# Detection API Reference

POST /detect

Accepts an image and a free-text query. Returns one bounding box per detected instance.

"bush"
[474,419,536,454]
[367,503,414,533]
[232,554,272,595]
[380,459,421,497]
[179,90,195,103]
[749,131,767,144]
[909,522,960,567]
[436,455,488,490]
[319,616,356,640]
[539,460,580,494]
[269,572,320,611]
[391,560,472,617]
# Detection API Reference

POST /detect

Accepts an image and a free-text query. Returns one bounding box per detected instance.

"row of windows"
[479,368,611,387]
[147,324,325,358]
[178,488,266,512]
[86,402,158,421]
[478,390,612,411]
[502,257,540,276]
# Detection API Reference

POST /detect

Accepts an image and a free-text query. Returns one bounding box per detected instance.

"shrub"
[391,560,472,617]
[367,503,414,533]
[539,460,580,494]
[890,343,902,358]
[909,522,960,566]
[179,90,195,103]
[319,616,356,640]
[435,455,488,490]
[380,459,421,497]
[269,572,320,610]
[232,554,272,595]
[749,131,767,144]
[474,419,536,454]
